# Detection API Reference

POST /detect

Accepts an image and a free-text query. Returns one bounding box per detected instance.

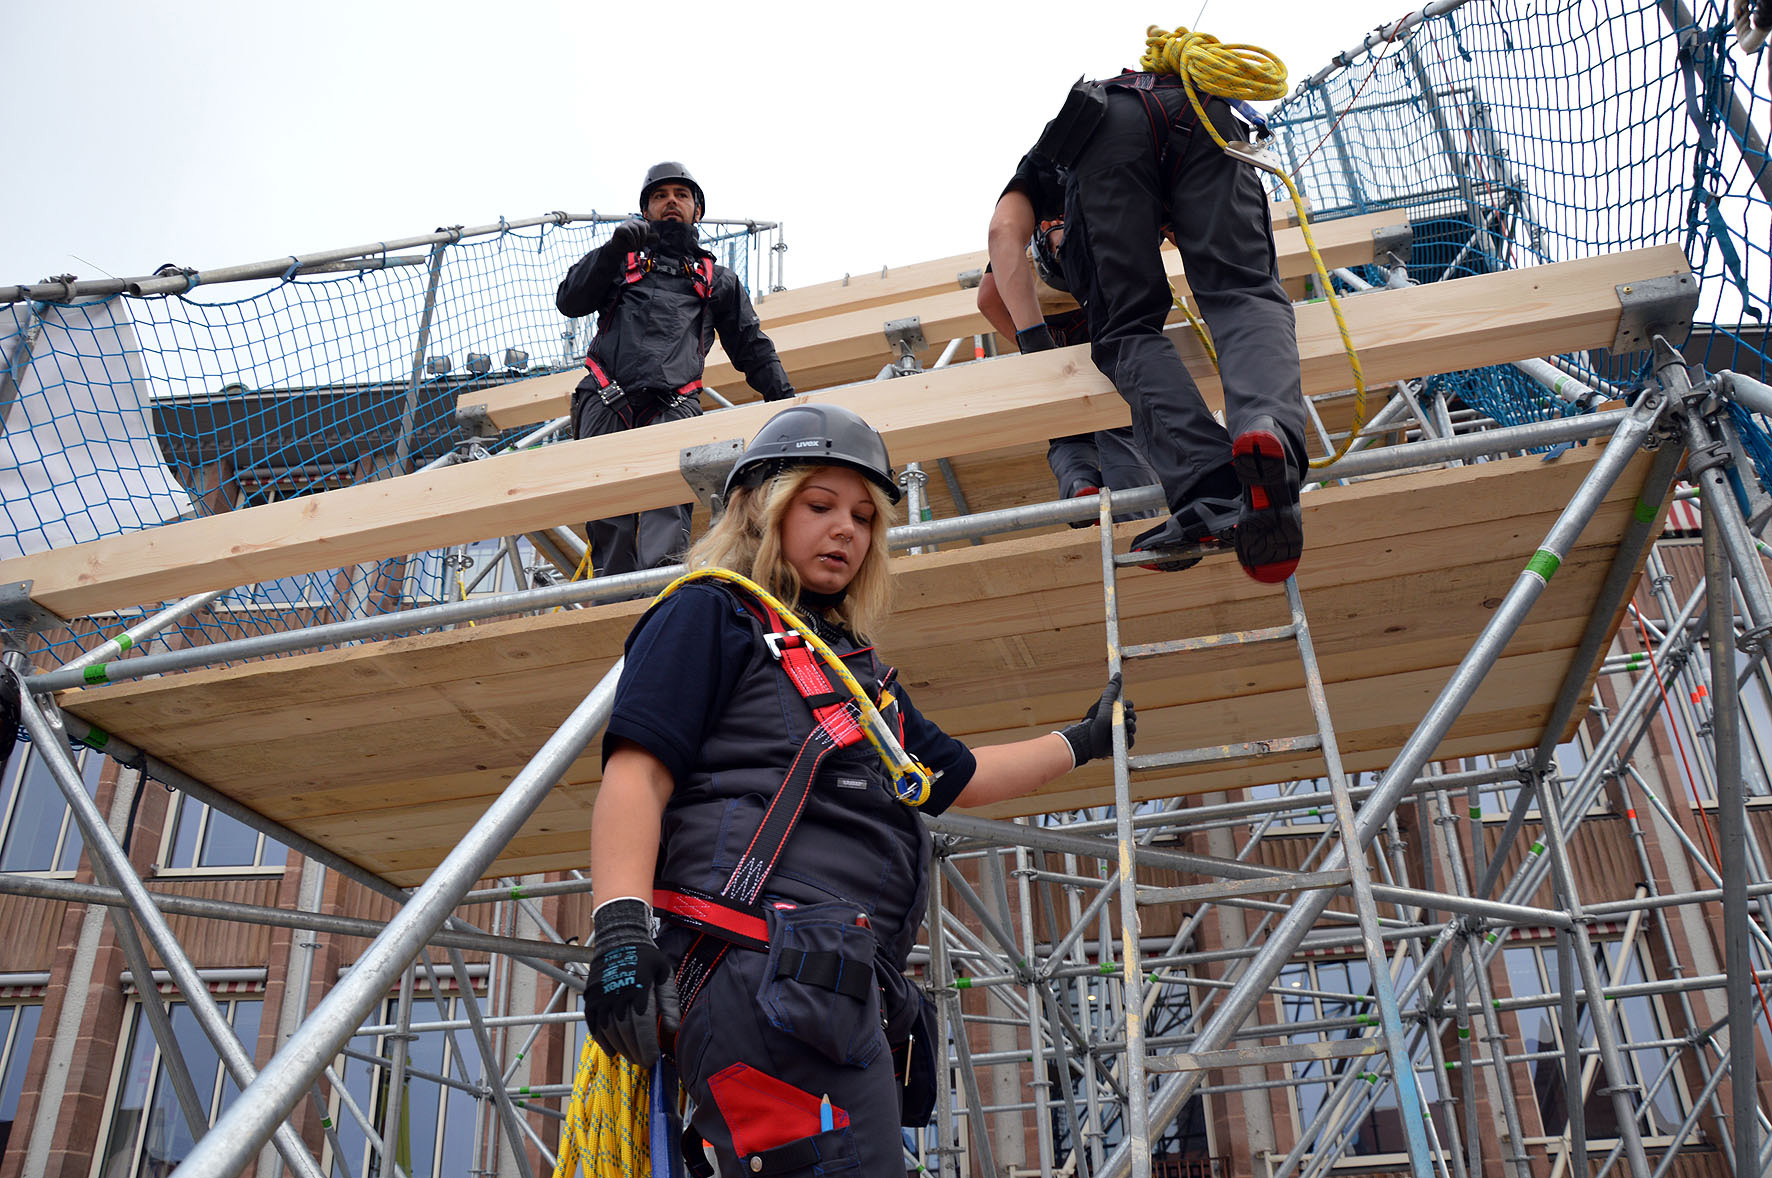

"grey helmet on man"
[639,162,706,220]
[724,403,902,505]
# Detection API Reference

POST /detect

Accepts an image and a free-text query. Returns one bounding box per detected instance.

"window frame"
[153,788,287,876]
[322,987,492,1178]
[0,739,107,876]
[1499,934,1693,1150]
[90,990,265,1178]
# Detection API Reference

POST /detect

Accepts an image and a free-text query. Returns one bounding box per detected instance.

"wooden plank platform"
[468,209,1403,428]
[0,245,1689,623]
[55,442,1669,886]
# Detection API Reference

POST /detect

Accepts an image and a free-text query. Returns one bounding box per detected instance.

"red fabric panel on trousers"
[706,1062,850,1156]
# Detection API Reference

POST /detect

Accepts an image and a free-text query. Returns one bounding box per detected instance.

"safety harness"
[581,251,719,424]
[649,570,928,1018]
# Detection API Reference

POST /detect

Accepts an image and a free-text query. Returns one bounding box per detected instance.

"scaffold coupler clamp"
[884,316,926,378]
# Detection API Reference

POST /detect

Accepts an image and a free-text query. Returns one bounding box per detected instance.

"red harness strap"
[580,251,716,406]
[663,589,890,1016]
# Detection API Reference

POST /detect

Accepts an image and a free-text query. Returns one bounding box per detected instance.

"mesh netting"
[4,0,1771,663]
[1269,0,1770,431]
[0,216,777,659]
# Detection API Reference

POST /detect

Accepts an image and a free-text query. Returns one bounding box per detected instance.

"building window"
[1502,938,1688,1142]
[1274,956,1446,1161]
[0,1003,42,1155]
[0,740,105,873]
[326,992,487,1178]
[95,994,262,1178]
[158,792,287,871]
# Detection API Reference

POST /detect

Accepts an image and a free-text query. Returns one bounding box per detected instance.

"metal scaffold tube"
[1089,390,1667,1178]
[170,659,624,1178]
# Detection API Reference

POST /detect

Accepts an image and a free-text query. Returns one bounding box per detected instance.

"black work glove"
[583,898,679,1067]
[1057,672,1135,766]
[608,217,657,254]
[1016,323,1057,354]
[0,666,18,771]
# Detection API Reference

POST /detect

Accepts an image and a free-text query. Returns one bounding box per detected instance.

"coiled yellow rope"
[1142,24,1369,467]
[553,1035,651,1178]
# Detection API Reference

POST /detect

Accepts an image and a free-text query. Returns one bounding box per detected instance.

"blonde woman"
[584,403,1131,1175]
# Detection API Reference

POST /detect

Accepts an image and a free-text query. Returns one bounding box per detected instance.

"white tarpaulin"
[1,299,193,560]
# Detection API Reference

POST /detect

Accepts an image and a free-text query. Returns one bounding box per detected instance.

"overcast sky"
[5,0,1417,295]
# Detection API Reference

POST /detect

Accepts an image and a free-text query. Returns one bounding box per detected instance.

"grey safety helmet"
[1031,221,1069,292]
[724,404,902,505]
[639,162,705,219]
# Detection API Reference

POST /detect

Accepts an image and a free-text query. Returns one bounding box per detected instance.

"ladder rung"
[1124,623,1300,661]
[1136,868,1354,907]
[1110,540,1225,569]
[1144,1036,1385,1074]
[1128,734,1322,773]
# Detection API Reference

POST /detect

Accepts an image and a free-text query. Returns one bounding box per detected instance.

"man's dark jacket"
[555,221,792,403]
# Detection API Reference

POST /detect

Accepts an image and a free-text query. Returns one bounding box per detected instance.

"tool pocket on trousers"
[706,1062,858,1175]
[759,902,882,1067]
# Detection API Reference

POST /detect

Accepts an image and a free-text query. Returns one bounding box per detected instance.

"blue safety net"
[1267,0,1770,441]
[0,216,779,660]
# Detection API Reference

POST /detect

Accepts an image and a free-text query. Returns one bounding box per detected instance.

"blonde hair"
[688,464,895,638]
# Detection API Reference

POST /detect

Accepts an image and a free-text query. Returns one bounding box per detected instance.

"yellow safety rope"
[652,567,936,805]
[553,1035,651,1178]
[1142,24,1369,467]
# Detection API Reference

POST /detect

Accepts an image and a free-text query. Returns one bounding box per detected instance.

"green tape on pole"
[83,664,109,685]
[509,886,524,899]
[113,632,133,651]
[1100,963,1118,976]
[1363,1073,1379,1084]
[519,1086,531,1096]
[1469,806,1482,819]
[1458,1027,1470,1040]
[321,1117,334,1129]
[1485,931,1499,944]
[1530,841,1545,855]
[952,977,972,989]
[1633,498,1658,524]
[85,727,109,749]
[1445,1061,1457,1071]
[1361,1014,1378,1026]
[1526,549,1561,582]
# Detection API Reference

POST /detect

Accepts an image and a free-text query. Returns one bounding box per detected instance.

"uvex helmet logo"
[793,439,823,448]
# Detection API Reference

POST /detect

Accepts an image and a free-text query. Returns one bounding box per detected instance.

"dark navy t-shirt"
[603,583,975,816]
[1001,151,1067,223]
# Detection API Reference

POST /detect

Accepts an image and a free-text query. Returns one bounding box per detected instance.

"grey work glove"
[583,898,680,1067]
[1057,672,1136,766]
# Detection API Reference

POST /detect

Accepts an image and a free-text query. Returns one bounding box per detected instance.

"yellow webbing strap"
[1141,24,1370,467]
[553,1035,651,1178]
[651,567,936,806]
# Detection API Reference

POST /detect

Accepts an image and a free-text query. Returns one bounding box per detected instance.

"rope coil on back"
[1141,24,1371,468]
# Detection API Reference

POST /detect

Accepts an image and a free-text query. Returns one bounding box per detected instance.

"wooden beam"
[467,209,1405,428]
[747,197,1309,329]
[0,245,1688,622]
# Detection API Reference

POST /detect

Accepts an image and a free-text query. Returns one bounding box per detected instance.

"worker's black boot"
[1231,416,1304,583]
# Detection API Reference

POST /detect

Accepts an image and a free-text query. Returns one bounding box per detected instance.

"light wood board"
[0,245,1688,623]
[469,210,1404,427]
[57,442,1669,886]
[746,197,1309,329]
